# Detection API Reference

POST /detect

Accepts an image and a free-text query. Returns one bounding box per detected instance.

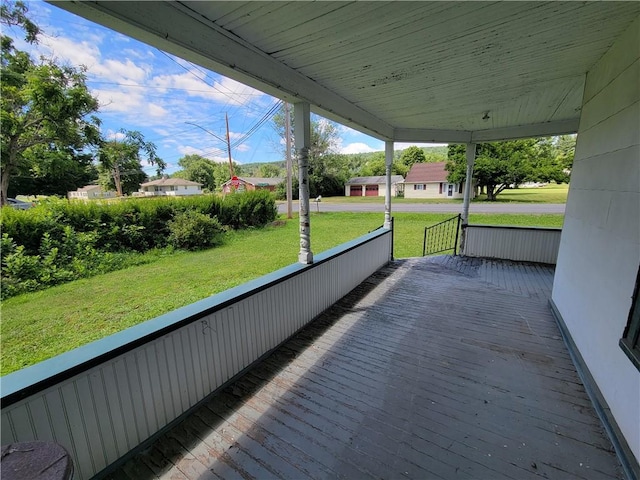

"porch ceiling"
[51,1,640,143]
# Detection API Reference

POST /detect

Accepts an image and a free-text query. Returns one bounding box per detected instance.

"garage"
[349,185,362,196]
[365,185,379,196]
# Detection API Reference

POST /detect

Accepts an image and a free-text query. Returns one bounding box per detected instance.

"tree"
[174,154,217,191]
[358,151,408,177]
[398,146,427,169]
[97,130,165,196]
[1,1,101,204]
[257,163,283,178]
[271,105,344,196]
[9,145,97,197]
[446,138,557,201]
[528,136,571,184]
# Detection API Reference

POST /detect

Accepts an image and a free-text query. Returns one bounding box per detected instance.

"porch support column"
[294,102,313,264]
[384,141,394,229]
[460,142,476,254]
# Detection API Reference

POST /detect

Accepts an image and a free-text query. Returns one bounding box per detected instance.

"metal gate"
[422,214,461,256]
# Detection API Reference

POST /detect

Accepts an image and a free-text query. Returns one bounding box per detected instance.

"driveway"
[278,202,566,215]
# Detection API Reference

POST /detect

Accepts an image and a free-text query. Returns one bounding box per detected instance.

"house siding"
[404,182,464,199]
[552,16,640,464]
[141,185,201,196]
[344,183,397,197]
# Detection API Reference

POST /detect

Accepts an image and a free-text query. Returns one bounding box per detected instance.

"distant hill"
[239,145,448,176]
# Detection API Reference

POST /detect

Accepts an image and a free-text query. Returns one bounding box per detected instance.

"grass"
[0,212,564,375]
[306,183,569,204]
[475,184,569,203]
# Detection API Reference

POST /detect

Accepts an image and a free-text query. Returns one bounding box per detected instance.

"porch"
[104,256,621,480]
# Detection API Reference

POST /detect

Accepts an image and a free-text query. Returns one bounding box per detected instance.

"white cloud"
[147,103,169,119]
[92,59,148,83]
[93,88,144,112]
[39,35,101,69]
[177,145,228,163]
[149,71,263,106]
[105,130,126,141]
[395,142,448,150]
[123,48,156,60]
[235,143,251,152]
[340,142,379,154]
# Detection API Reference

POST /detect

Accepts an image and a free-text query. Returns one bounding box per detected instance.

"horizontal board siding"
[465,226,561,264]
[1,231,391,479]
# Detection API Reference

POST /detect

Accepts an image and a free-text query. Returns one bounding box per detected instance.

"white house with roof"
[67,185,116,200]
[404,162,473,199]
[221,177,283,194]
[139,178,203,196]
[344,175,404,197]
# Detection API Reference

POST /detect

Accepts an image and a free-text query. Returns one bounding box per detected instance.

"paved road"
[278,202,566,214]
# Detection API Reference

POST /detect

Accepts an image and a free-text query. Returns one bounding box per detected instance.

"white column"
[294,102,313,264]
[460,142,476,254]
[384,141,394,229]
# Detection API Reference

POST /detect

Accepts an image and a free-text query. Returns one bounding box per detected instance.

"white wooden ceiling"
[52,1,639,143]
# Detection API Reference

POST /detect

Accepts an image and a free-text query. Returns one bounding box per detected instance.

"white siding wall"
[164,185,201,196]
[465,226,561,264]
[552,16,640,463]
[405,182,441,198]
[1,230,392,479]
[344,183,397,197]
[404,182,465,199]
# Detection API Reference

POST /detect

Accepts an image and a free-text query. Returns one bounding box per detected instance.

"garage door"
[365,185,379,196]
[350,185,362,196]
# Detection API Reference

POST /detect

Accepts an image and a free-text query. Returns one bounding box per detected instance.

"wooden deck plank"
[104,256,622,480]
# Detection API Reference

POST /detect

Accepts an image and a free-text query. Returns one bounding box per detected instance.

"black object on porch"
[423,214,461,256]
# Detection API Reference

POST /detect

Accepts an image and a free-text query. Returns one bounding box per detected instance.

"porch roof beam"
[394,118,579,144]
[470,118,580,143]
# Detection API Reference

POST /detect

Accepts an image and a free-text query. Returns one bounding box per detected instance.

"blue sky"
[10,2,444,175]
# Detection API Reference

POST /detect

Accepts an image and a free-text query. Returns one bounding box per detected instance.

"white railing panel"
[465,225,562,264]
[1,229,392,479]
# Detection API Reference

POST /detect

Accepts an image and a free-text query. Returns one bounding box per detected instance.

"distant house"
[68,185,116,200]
[344,175,404,197]
[139,177,203,196]
[221,177,283,194]
[404,162,473,199]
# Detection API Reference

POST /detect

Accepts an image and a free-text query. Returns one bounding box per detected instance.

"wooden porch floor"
[105,256,622,480]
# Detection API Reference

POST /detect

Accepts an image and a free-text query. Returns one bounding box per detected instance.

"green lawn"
[1,212,564,375]
[475,184,569,203]
[308,183,569,204]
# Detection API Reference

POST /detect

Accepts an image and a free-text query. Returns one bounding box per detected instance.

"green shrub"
[220,190,278,228]
[0,229,166,300]
[167,211,224,251]
[0,192,276,297]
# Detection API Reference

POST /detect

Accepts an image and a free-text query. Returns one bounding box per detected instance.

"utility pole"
[284,102,293,219]
[225,113,234,178]
[185,119,233,178]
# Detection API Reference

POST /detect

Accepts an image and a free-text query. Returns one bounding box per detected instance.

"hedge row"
[0,191,277,299]
[1,191,278,256]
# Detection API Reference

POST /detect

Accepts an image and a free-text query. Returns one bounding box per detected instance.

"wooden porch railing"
[464,225,562,264]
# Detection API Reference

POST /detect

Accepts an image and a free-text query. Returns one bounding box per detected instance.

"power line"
[157,50,259,108]
[161,101,281,163]
[230,101,282,148]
